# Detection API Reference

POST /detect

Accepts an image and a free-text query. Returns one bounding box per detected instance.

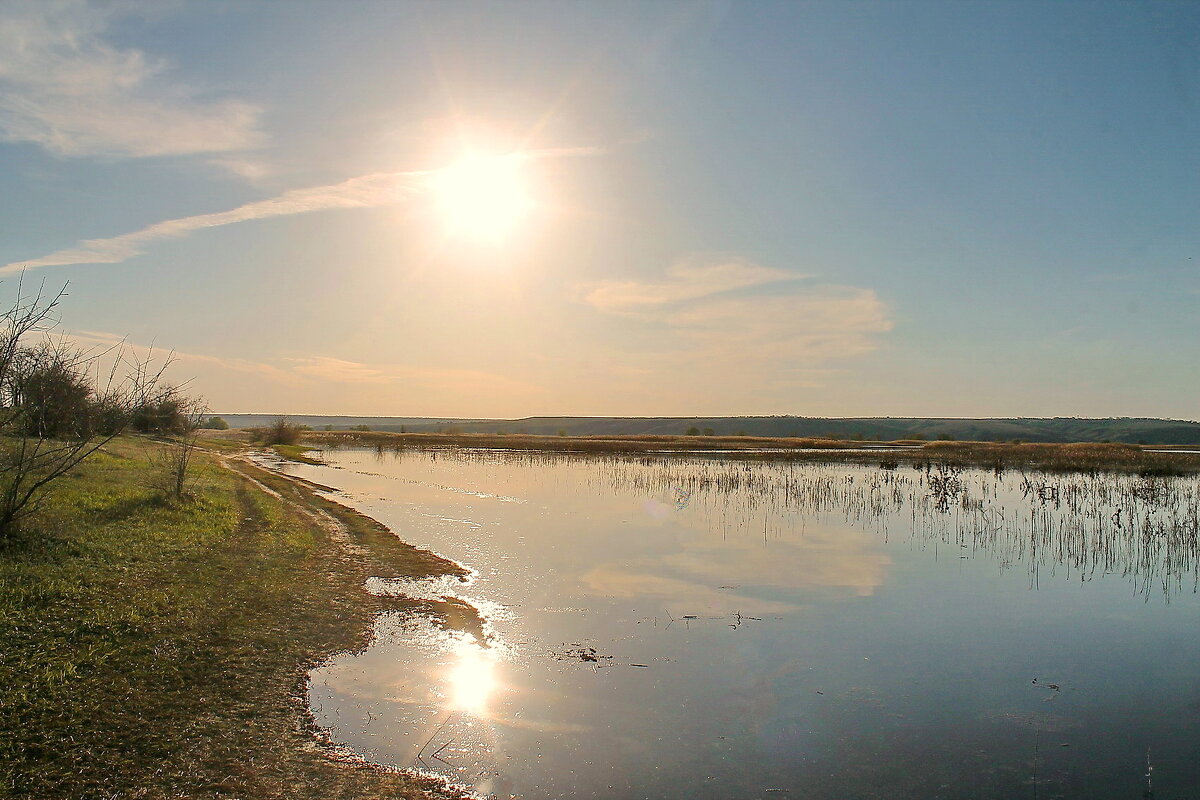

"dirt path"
[219,453,367,556]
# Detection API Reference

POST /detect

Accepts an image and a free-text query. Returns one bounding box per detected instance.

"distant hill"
[213,414,1200,445]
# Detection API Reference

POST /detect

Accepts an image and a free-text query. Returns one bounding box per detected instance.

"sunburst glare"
[446,643,499,715]
[430,151,532,242]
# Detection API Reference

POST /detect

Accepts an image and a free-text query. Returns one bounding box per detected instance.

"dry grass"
[915,440,1198,474]
[302,431,1200,475]
[270,443,325,465]
[304,429,865,454]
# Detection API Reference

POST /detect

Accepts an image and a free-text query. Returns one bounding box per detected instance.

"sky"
[0,0,1196,419]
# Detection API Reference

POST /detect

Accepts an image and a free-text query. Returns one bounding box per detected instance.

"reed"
[301,431,1200,475]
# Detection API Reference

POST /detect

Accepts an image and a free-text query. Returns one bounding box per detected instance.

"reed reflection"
[340,446,1200,600]
[296,444,1200,798]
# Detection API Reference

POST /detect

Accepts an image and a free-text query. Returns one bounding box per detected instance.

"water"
[274,448,1200,799]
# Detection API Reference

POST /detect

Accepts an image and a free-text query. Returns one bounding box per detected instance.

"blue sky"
[0,0,1196,418]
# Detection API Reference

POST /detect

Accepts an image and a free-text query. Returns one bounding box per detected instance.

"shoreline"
[9,433,1196,796]
[295,429,1200,475]
[0,437,479,800]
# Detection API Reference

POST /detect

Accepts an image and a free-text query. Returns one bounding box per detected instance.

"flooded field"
[274,447,1200,799]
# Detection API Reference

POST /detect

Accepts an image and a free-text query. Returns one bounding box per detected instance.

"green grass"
[195,435,248,452]
[0,437,469,800]
[270,442,325,465]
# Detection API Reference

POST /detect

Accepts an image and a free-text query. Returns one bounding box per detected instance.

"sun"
[430,151,532,242]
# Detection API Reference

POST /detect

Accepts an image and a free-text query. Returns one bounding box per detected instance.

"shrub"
[3,342,95,440]
[147,397,206,501]
[0,286,170,541]
[130,387,193,435]
[261,417,303,446]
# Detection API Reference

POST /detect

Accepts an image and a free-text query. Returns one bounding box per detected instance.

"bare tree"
[146,395,206,501]
[0,282,169,542]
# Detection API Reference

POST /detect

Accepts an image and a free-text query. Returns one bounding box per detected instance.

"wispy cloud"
[66,329,297,383]
[287,357,397,385]
[0,1,263,159]
[61,332,541,410]
[665,290,892,362]
[285,356,538,397]
[0,171,426,274]
[582,257,892,368]
[583,258,797,313]
[2,140,603,274]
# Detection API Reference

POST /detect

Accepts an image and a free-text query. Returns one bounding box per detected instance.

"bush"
[146,397,205,501]
[199,416,229,430]
[0,286,171,541]
[3,342,95,440]
[130,388,193,435]
[261,417,303,446]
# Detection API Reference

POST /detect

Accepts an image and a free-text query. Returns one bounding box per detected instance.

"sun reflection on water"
[446,639,499,715]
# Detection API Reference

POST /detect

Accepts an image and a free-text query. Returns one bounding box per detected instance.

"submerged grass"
[270,442,325,465]
[914,440,1199,475]
[303,430,1200,475]
[0,437,470,800]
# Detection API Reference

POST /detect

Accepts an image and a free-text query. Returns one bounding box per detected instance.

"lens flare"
[431,151,532,242]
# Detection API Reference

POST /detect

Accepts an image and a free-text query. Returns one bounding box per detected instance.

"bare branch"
[0,281,180,542]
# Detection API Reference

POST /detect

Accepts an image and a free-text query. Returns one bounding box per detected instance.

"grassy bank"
[268,442,325,465]
[303,430,1200,475]
[0,437,471,800]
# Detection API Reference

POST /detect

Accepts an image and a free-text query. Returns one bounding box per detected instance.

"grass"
[270,442,325,465]
[913,440,1200,475]
[305,429,874,454]
[303,430,1200,475]
[0,437,470,800]
[195,435,249,452]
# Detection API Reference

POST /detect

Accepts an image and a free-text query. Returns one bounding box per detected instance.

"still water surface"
[275,448,1200,799]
